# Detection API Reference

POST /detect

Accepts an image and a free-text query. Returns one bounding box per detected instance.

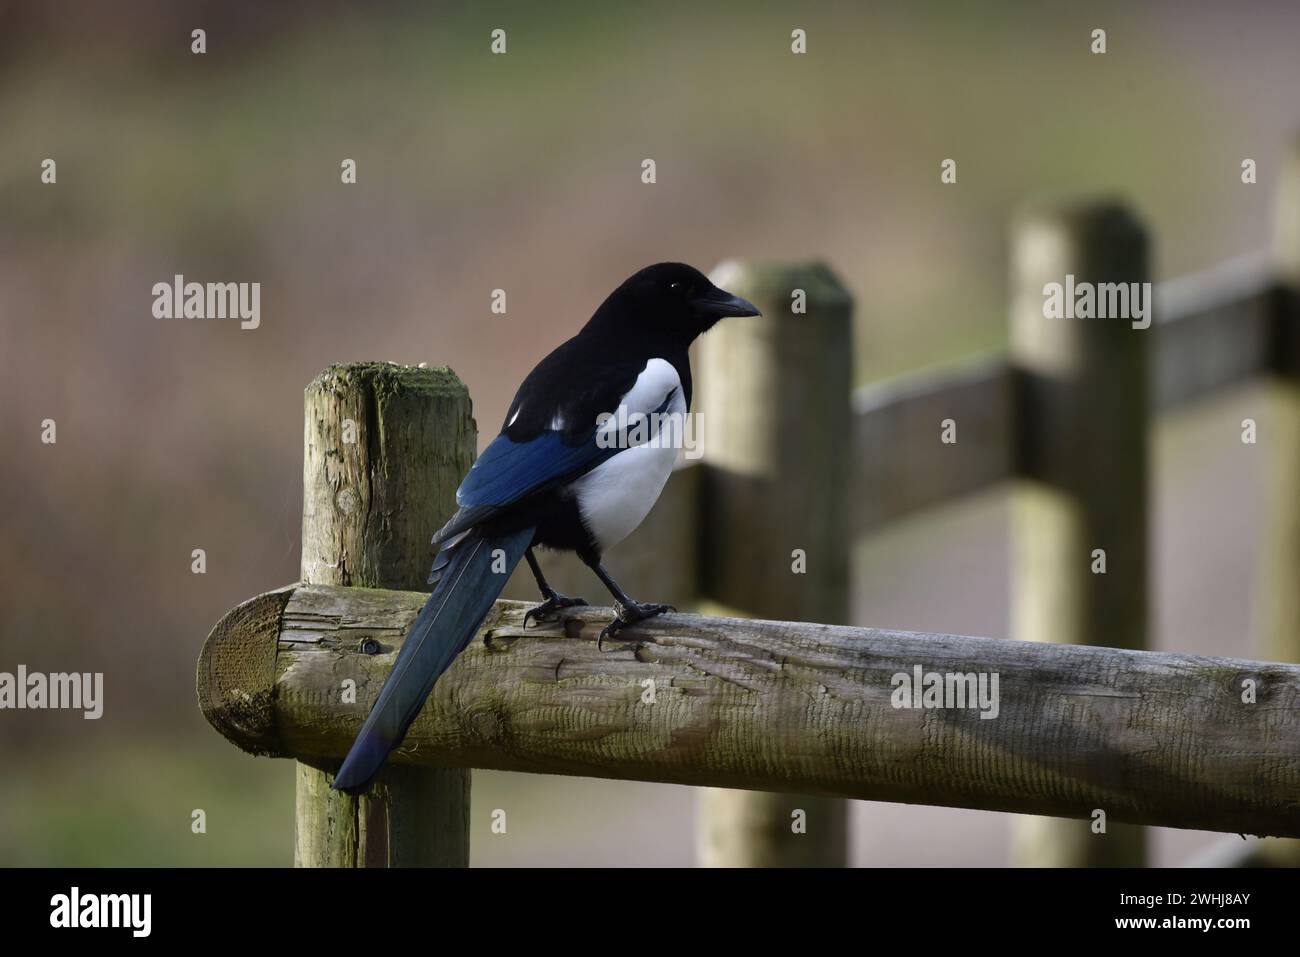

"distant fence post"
[294,363,475,867]
[1246,135,1300,868]
[1009,203,1150,867]
[1265,135,1300,667]
[695,261,853,867]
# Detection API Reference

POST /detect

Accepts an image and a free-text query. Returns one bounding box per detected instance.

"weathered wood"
[696,261,852,867]
[300,363,476,593]
[1266,134,1300,667]
[198,583,1300,838]
[1153,253,1275,411]
[851,356,1012,534]
[1009,202,1150,866]
[841,261,1278,538]
[294,362,475,867]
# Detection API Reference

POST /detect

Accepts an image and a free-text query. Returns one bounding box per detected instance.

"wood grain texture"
[295,362,475,868]
[300,362,475,593]
[1009,201,1150,866]
[196,586,291,757]
[197,583,1300,838]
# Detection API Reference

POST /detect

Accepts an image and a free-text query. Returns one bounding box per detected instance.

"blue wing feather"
[456,428,618,509]
[429,388,678,565]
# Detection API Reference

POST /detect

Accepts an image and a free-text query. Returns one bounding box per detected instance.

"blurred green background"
[1,0,1297,865]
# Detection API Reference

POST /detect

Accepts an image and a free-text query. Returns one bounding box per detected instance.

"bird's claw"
[597,602,675,651]
[523,593,588,628]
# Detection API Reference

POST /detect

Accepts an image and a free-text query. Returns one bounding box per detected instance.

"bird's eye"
[669,282,682,292]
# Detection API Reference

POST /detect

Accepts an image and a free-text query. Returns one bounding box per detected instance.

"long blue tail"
[332,525,535,795]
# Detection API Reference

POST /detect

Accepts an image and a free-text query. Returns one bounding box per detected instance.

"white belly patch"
[571,440,679,553]
[571,359,686,553]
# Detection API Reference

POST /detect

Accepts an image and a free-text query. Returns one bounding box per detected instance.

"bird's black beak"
[692,286,762,319]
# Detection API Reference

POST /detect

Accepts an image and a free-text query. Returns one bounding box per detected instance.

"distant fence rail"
[850,251,1286,535]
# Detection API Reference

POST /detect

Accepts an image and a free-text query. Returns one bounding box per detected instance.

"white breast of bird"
[571,357,687,553]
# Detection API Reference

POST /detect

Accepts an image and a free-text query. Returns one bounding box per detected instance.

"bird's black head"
[592,262,761,346]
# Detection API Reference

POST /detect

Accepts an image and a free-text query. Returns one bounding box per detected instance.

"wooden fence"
[197,139,1300,867]
[201,584,1300,834]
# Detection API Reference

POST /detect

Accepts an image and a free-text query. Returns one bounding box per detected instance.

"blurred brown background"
[1,0,1297,864]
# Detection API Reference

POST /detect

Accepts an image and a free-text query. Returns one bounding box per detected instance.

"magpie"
[332,262,761,794]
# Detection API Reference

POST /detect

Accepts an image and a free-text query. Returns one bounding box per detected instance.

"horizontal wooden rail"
[847,256,1283,533]
[851,355,1011,533]
[198,583,1300,838]
[1153,252,1277,410]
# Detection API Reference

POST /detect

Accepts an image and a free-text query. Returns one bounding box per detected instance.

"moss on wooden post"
[294,362,476,867]
[695,261,853,867]
[1009,202,1150,867]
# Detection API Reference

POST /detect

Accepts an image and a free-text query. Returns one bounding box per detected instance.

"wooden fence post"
[294,362,476,867]
[1243,134,1300,868]
[1009,202,1150,867]
[1265,135,1300,667]
[695,261,853,867]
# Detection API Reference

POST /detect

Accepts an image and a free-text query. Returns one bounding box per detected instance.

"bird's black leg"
[581,555,675,650]
[522,548,588,627]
